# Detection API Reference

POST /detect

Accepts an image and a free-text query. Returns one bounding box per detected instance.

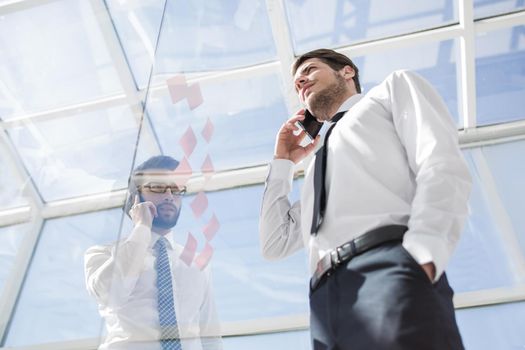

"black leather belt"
[310,225,408,290]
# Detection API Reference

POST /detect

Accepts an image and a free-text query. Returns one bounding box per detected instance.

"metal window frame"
[0,0,524,347]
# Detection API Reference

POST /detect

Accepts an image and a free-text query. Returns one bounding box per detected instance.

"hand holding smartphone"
[297,109,323,141]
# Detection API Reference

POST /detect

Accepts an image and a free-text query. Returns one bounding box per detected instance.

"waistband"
[310,225,408,290]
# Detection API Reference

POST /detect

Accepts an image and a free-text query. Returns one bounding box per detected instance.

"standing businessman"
[259,49,472,349]
[85,155,222,350]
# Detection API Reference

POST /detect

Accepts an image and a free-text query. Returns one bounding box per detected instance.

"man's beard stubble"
[308,73,348,121]
[138,193,181,230]
[152,203,181,229]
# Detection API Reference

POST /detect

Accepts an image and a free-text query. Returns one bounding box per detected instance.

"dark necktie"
[155,237,182,350]
[310,111,347,235]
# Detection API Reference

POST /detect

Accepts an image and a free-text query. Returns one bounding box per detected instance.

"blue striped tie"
[155,237,182,350]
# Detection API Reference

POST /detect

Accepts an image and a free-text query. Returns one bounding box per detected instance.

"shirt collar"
[150,230,176,250]
[336,93,363,115]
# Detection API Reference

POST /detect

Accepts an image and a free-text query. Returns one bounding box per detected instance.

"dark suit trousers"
[309,241,464,350]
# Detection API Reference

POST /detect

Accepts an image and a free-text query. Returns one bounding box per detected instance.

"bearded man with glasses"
[84,155,223,350]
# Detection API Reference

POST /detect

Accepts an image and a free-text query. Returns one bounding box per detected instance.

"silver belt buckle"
[316,255,331,276]
[330,249,340,267]
[312,249,341,289]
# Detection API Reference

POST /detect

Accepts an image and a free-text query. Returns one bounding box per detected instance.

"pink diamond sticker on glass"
[166,75,203,110]
[167,75,188,104]
[173,157,192,186]
[201,118,214,143]
[190,191,208,218]
[179,126,197,157]
[179,232,198,266]
[201,155,214,180]
[187,83,203,110]
[195,242,214,270]
[203,213,220,241]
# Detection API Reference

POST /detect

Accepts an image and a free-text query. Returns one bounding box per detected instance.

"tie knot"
[331,111,346,123]
[154,237,168,251]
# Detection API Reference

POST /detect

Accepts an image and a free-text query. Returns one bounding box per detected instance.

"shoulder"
[364,70,421,98]
[84,242,115,257]
[374,70,438,101]
[383,69,432,88]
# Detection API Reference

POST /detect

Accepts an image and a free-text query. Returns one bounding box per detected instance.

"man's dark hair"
[292,49,361,93]
[134,155,179,173]
[124,155,180,216]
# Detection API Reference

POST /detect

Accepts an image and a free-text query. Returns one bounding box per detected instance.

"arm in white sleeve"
[387,70,472,280]
[199,268,223,350]
[84,224,151,306]
[259,159,304,260]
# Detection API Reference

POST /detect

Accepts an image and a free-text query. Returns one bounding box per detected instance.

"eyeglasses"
[140,182,187,195]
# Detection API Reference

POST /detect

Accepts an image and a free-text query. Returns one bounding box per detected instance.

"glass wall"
[475,24,525,126]
[285,0,459,54]
[0,0,524,349]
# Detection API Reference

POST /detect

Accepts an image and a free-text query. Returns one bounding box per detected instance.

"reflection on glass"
[176,181,308,323]
[3,209,122,347]
[6,106,159,201]
[85,156,223,349]
[0,157,29,210]
[0,0,122,120]
[285,0,458,54]
[474,0,525,19]
[457,302,525,350]
[0,223,28,295]
[353,39,460,125]
[447,149,515,292]
[107,0,277,87]
[145,71,289,172]
[476,25,525,125]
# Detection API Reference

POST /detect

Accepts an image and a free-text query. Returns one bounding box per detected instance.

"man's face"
[135,169,185,230]
[294,58,351,120]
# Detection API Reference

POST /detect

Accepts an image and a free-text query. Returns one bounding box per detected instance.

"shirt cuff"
[267,159,295,183]
[402,232,448,283]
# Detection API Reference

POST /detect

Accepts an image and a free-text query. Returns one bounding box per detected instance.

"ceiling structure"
[0,0,524,348]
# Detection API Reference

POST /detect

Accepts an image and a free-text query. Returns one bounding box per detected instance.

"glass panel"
[107,0,277,87]
[0,156,29,210]
[3,180,308,346]
[223,330,310,349]
[447,148,516,292]
[0,223,28,296]
[146,70,288,171]
[6,106,159,201]
[449,141,525,292]
[353,39,460,125]
[175,181,308,322]
[104,0,164,89]
[285,0,458,54]
[476,25,525,125]
[0,0,123,120]
[482,140,525,259]
[3,209,122,347]
[474,0,525,19]
[457,302,525,349]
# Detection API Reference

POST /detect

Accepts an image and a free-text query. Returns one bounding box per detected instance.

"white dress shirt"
[85,225,222,350]
[259,70,472,281]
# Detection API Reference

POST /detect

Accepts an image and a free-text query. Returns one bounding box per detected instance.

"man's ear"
[342,65,355,81]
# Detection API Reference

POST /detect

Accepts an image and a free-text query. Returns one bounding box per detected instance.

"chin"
[153,216,179,229]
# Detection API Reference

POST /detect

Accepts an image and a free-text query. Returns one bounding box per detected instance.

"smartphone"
[298,109,323,141]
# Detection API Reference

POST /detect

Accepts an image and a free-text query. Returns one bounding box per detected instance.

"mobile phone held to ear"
[298,109,323,141]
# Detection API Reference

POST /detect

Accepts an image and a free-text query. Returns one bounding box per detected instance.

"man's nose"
[162,188,175,201]
[295,75,307,91]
